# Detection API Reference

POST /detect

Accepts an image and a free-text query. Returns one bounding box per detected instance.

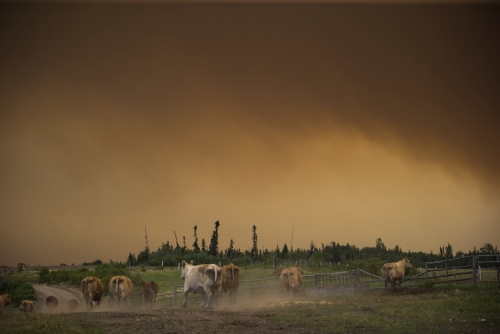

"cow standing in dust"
[142,281,159,309]
[67,299,79,312]
[280,267,304,297]
[381,257,412,288]
[46,295,58,311]
[19,300,36,312]
[0,293,12,316]
[108,276,134,307]
[81,276,104,311]
[180,260,221,309]
[220,263,242,305]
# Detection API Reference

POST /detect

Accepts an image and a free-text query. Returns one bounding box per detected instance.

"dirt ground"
[64,308,310,334]
[29,285,310,333]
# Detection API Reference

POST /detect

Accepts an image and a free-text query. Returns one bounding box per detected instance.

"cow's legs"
[199,291,205,308]
[203,287,213,308]
[182,290,189,308]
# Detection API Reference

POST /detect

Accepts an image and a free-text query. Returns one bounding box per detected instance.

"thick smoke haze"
[1,3,499,266]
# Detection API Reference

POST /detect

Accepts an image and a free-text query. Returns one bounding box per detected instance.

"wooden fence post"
[357,268,361,283]
[425,262,428,284]
[173,285,177,307]
[472,256,477,287]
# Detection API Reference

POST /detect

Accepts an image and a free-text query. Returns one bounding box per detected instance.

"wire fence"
[120,254,500,309]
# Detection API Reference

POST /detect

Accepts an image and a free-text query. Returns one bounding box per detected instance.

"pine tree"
[445,243,453,259]
[281,243,289,258]
[228,239,234,258]
[201,238,206,252]
[209,221,220,256]
[193,226,200,253]
[251,225,258,261]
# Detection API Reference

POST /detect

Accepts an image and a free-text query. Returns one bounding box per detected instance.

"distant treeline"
[88,221,499,271]
[83,221,499,267]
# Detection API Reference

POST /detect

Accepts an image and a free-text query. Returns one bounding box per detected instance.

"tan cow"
[280,267,304,297]
[108,276,134,307]
[19,300,36,312]
[142,281,158,309]
[46,295,58,311]
[180,260,221,308]
[0,293,12,316]
[81,276,104,311]
[68,299,79,312]
[382,257,412,288]
[220,263,242,305]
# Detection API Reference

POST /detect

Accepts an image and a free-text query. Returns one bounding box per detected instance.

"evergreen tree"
[193,226,200,253]
[137,246,150,264]
[228,239,234,258]
[309,241,316,257]
[251,225,258,261]
[126,253,137,266]
[281,243,289,259]
[201,238,206,252]
[209,221,220,256]
[445,243,453,259]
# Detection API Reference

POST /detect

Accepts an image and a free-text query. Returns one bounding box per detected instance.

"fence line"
[122,254,500,308]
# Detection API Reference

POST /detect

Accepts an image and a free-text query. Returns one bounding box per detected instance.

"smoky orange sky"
[1,2,499,267]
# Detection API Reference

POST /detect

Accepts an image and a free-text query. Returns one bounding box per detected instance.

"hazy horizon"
[1,2,499,267]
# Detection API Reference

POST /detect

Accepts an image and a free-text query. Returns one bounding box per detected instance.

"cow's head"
[403,257,412,269]
[2,293,12,304]
[180,260,190,280]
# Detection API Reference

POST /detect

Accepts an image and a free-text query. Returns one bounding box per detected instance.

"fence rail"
[117,254,500,308]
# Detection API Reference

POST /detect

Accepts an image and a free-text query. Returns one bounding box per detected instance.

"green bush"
[348,258,386,276]
[0,272,37,306]
[38,267,89,285]
[36,263,141,295]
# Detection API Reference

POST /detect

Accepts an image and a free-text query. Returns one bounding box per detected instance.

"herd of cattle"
[0,258,411,314]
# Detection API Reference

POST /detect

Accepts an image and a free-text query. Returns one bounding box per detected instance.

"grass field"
[260,285,500,333]
[2,283,499,333]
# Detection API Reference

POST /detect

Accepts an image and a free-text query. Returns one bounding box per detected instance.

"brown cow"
[46,295,58,311]
[19,300,36,312]
[142,281,159,309]
[81,276,104,311]
[68,299,79,312]
[220,263,242,305]
[0,293,12,316]
[280,267,304,297]
[108,276,134,307]
[382,257,412,288]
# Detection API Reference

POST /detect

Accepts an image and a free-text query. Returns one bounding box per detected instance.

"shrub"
[37,263,141,295]
[0,271,37,306]
[38,267,89,285]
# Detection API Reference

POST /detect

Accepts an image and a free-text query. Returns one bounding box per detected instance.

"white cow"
[180,260,221,308]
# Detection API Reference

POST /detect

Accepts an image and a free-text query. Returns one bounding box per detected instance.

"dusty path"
[33,284,85,313]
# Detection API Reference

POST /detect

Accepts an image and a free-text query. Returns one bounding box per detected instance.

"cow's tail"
[213,264,218,284]
[115,276,119,294]
[381,265,387,280]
